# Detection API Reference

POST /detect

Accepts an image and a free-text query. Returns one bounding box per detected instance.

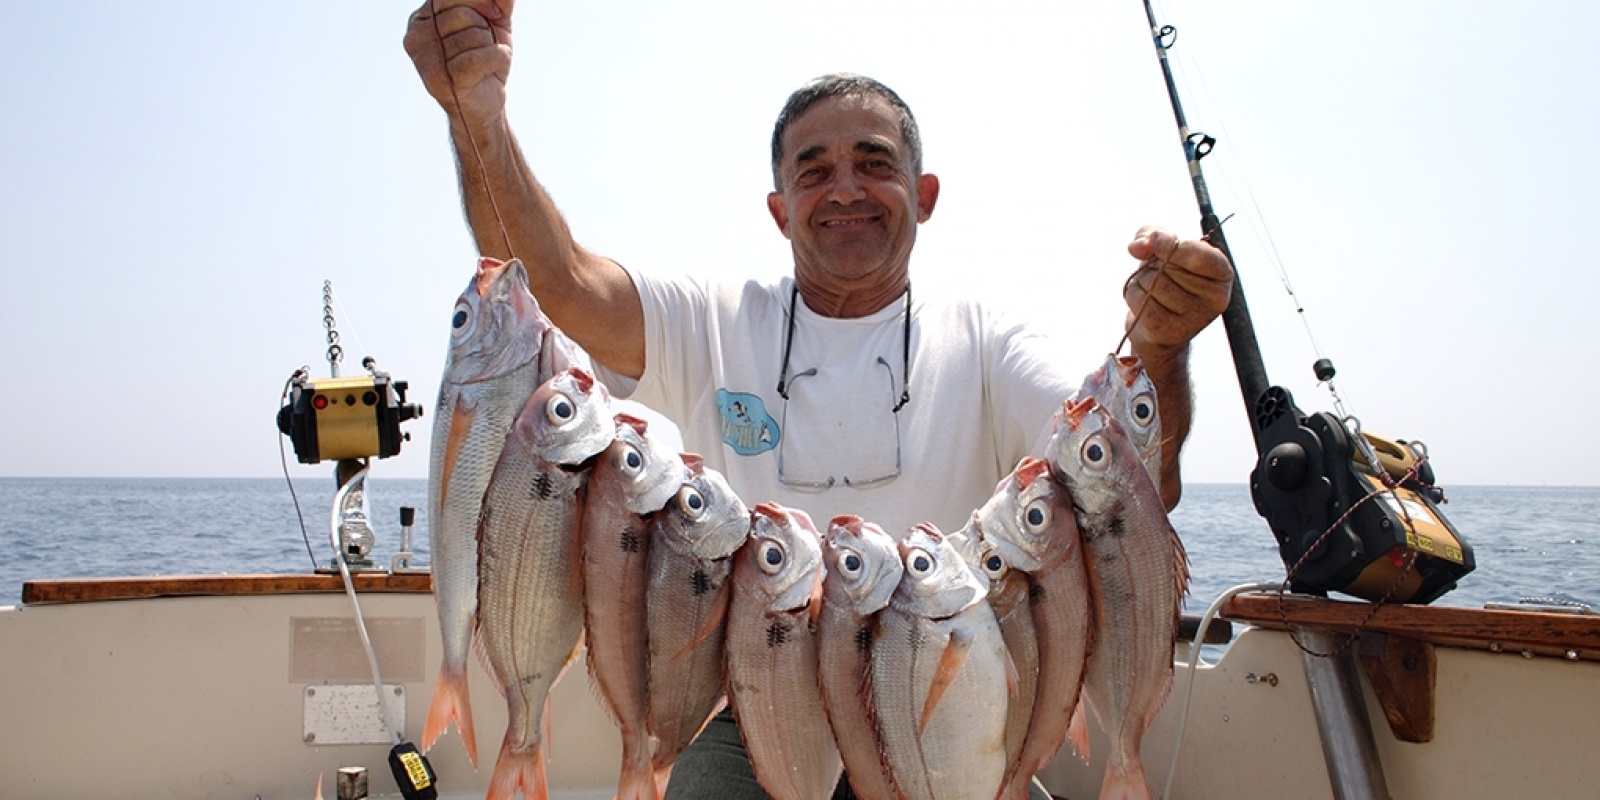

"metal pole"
[1296,628,1392,800]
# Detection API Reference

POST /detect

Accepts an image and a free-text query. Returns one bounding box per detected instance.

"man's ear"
[915,173,940,222]
[767,191,792,238]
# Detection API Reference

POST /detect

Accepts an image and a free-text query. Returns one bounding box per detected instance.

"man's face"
[767,94,939,291]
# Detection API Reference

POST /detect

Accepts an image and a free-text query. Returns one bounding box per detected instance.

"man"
[405,1,1232,797]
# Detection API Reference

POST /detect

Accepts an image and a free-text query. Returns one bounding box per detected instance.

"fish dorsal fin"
[1170,521,1191,599]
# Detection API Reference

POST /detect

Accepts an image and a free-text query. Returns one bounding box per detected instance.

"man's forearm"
[1132,339,1193,511]
[446,116,647,378]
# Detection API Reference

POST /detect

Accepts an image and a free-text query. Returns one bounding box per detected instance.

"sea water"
[0,478,1595,611]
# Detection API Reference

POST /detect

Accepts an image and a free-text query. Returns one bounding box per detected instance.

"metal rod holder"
[1296,627,1392,800]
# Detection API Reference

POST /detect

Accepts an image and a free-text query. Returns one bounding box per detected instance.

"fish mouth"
[754,502,789,524]
[1065,396,1098,429]
[472,256,510,295]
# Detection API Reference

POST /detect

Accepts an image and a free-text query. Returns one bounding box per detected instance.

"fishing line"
[1113,237,1183,357]
[279,367,321,570]
[1160,581,1284,800]
[424,0,516,259]
[1275,452,1430,658]
[1150,0,1342,399]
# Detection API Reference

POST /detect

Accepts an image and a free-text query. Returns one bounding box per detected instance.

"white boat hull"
[3,579,1596,799]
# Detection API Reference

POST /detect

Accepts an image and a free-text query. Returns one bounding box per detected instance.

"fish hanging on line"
[1047,396,1189,800]
[424,257,573,766]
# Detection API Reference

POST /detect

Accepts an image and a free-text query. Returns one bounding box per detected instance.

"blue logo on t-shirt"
[716,389,778,456]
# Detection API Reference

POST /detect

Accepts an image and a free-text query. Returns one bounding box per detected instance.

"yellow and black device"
[1249,385,1474,605]
[277,364,423,465]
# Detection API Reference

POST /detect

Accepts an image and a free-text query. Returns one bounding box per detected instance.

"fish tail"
[615,754,662,800]
[609,729,660,800]
[486,739,549,800]
[998,773,1035,800]
[652,764,673,799]
[1097,752,1151,800]
[423,667,478,769]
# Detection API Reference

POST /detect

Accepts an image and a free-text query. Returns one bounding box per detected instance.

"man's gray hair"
[769,73,923,190]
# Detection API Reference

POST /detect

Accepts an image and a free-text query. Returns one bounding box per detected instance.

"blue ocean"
[1,478,1595,612]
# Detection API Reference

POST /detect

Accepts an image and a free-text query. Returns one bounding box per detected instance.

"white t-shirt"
[594,267,1083,536]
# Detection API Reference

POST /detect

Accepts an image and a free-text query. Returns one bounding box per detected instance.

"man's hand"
[1122,226,1234,351]
[404,0,514,130]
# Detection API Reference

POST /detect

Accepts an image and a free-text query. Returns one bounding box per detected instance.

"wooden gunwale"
[19,573,432,604]
[1223,592,1600,661]
[17,573,1235,644]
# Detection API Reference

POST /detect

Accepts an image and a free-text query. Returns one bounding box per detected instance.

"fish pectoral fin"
[1169,524,1191,598]
[919,628,974,737]
[1066,695,1091,762]
[673,584,731,661]
[1002,641,1020,701]
[439,395,476,509]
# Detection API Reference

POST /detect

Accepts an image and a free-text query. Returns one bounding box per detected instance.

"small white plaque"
[303,684,405,745]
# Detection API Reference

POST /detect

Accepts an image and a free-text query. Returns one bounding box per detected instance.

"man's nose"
[825,167,867,204]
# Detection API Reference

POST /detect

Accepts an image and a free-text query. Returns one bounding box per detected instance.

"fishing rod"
[1137,0,1472,609]
[1138,0,1269,446]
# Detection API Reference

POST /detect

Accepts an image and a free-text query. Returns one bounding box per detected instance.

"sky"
[2,1,1596,488]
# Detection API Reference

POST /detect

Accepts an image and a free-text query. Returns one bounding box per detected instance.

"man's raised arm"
[405,0,645,379]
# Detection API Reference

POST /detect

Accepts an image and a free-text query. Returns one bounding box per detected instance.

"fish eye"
[758,539,787,575]
[837,548,864,578]
[1081,434,1111,470]
[450,302,473,339]
[616,444,644,476]
[546,393,577,424]
[1132,393,1156,425]
[905,548,936,578]
[1024,499,1050,531]
[676,486,706,519]
[982,550,1007,579]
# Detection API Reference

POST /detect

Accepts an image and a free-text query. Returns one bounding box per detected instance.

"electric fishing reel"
[277,357,424,465]
[1249,361,1474,605]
